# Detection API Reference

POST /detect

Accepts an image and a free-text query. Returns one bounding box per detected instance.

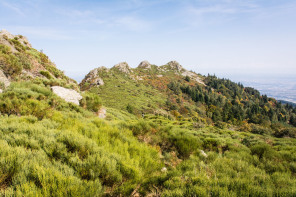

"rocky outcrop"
[181,70,205,85]
[51,86,82,105]
[138,61,151,69]
[0,30,79,90]
[80,67,105,90]
[167,61,184,72]
[0,70,10,88]
[0,29,31,53]
[113,62,133,74]
[80,60,205,90]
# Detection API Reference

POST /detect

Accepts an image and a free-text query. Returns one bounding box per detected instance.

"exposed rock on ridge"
[114,62,132,74]
[138,61,151,69]
[80,60,205,90]
[181,70,205,85]
[167,61,184,72]
[0,29,31,53]
[80,67,105,90]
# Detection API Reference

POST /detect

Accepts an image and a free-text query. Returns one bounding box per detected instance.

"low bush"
[80,92,102,112]
[39,70,52,79]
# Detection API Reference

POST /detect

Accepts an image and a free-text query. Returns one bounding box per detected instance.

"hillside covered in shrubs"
[0,31,296,196]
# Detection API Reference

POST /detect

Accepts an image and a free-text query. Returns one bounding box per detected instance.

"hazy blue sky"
[1,0,296,81]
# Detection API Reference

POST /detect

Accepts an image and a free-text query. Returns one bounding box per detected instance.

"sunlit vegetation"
[0,82,161,196]
[1,37,296,196]
[0,42,78,90]
[1,81,296,196]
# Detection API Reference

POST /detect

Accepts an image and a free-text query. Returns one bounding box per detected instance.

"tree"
[184,76,190,82]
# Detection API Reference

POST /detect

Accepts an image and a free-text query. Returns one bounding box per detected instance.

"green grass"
[0,63,296,196]
[94,69,167,113]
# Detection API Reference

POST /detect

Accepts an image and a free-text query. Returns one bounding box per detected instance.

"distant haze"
[0,0,295,83]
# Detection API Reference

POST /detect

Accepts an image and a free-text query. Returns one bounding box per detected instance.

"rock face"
[181,70,205,85]
[51,86,82,105]
[0,29,31,53]
[114,62,132,74]
[0,70,10,88]
[138,61,151,69]
[167,61,184,72]
[80,67,105,90]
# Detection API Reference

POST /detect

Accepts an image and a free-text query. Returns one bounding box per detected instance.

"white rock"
[98,107,106,119]
[51,86,82,105]
[200,150,208,157]
[181,70,205,85]
[0,89,2,93]
[161,167,167,172]
[0,70,10,88]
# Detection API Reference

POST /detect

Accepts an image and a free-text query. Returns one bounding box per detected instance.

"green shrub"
[170,129,202,158]
[80,92,102,112]
[16,53,32,69]
[126,103,135,114]
[250,124,271,135]
[250,143,280,161]
[9,38,26,52]
[40,70,52,79]
[184,76,190,82]
[44,64,64,78]
[0,44,11,54]
[0,52,23,76]
[0,82,4,89]
[39,52,49,64]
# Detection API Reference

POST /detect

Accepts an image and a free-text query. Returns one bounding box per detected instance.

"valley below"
[227,75,296,104]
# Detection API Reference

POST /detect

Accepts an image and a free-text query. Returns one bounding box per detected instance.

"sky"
[0,0,296,81]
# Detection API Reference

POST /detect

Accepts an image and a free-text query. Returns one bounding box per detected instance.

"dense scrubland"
[1,32,296,196]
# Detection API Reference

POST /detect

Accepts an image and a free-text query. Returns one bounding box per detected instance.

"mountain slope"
[0,32,296,196]
[0,29,78,91]
[80,60,296,131]
[80,61,205,117]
